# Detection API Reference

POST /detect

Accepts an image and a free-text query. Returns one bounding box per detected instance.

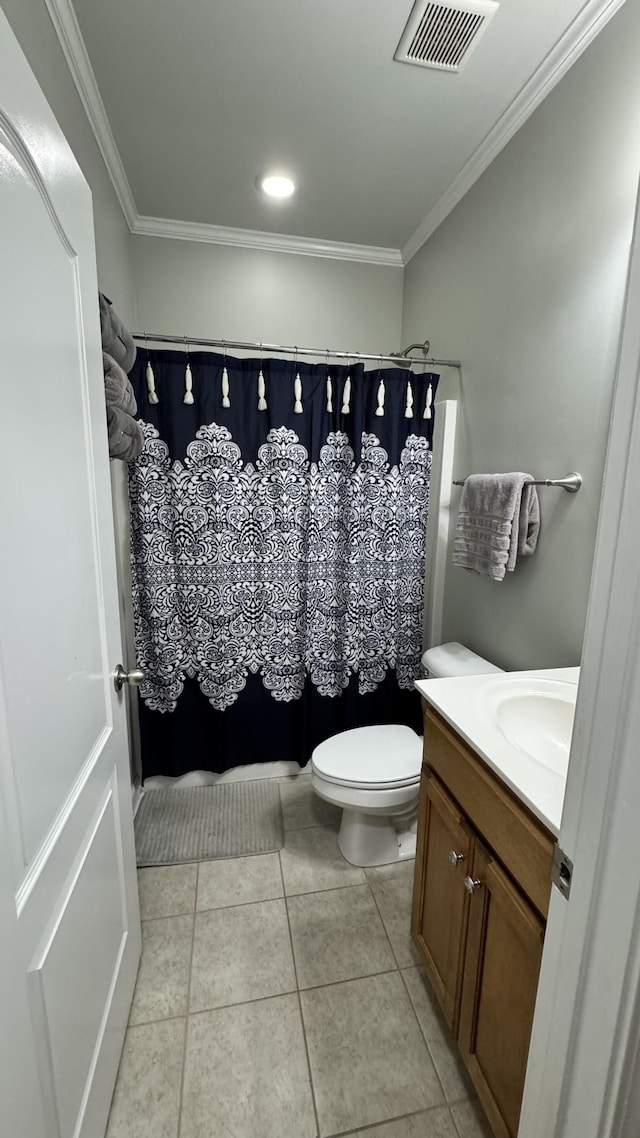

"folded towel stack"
[452,472,540,581]
[99,293,137,373]
[103,352,143,461]
[98,292,142,462]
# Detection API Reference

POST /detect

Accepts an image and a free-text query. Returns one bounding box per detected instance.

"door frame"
[519,174,640,1137]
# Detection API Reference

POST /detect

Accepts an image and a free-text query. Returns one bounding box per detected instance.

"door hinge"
[552,845,573,900]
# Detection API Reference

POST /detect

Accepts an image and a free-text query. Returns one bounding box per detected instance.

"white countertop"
[415,667,580,836]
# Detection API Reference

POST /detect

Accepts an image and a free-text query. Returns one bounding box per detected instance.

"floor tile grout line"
[284,822,341,833]
[448,1092,474,1106]
[139,857,410,890]
[398,966,451,1111]
[449,1098,489,1138]
[195,892,285,913]
[192,859,199,914]
[186,985,299,1020]
[299,965,401,994]
[179,966,408,1021]
[296,991,321,1135]
[140,911,198,924]
[192,872,412,910]
[124,1011,191,1030]
[367,877,411,972]
[144,874,395,914]
[175,886,198,1138]
[195,893,289,917]
[140,837,408,904]
[279,849,322,1138]
[191,878,375,915]
[283,877,372,901]
[449,1105,465,1138]
[140,870,417,922]
[399,966,473,1109]
[136,843,285,873]
[280,874,369,898]
[278,853,299,994]
[321,1101,458,1138]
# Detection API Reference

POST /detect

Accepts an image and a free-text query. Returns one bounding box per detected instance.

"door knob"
[448,850,465,865]
[114,664,145,693]
[464,875,482,894]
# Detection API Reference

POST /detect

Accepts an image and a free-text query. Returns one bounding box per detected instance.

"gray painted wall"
[132,236,403,353]
[402,0,640,671]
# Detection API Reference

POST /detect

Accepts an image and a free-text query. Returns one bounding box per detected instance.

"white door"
[0,12,141,1138]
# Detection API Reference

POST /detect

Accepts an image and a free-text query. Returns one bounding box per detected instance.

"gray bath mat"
[134,780,284,866]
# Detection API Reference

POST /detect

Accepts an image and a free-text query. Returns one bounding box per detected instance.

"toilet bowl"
[311,725,422,867]
[311,643,504,867]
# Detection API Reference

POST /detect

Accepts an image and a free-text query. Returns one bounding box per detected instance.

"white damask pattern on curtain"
[129,421,431,712]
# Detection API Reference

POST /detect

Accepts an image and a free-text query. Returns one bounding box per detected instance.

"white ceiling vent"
[395,0,499,73]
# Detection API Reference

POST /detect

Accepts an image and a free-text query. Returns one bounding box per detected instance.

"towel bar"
[452,472,582,493]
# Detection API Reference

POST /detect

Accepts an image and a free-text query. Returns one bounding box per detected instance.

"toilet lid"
[312,725,422,789]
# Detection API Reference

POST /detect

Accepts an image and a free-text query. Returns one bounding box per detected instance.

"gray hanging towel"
[99,292,137,373]
[103,351,143,461]
[517,481,541,559]
[452,472,540,581]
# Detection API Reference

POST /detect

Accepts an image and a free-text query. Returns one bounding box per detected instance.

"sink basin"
[480,677,577,774]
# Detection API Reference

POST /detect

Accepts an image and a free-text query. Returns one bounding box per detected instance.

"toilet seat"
[309,645,502,868]
[312,724,422,790]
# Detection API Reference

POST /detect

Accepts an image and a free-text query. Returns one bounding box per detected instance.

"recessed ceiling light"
[258,174,296,199]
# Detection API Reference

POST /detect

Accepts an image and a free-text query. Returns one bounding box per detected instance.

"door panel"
[0,12,140,1137]
[459,844,544,1138]
[412,771,472,1029]
[28,781,127,1137]
[0,111,108,868]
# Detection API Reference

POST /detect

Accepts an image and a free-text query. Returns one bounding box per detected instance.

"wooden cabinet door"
[411,772,473,1031]
[458,844,545,1138]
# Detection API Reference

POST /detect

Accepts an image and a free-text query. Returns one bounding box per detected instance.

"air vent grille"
[395,0,499,73]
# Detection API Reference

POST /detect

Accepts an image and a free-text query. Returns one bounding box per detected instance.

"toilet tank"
[421,641,503,679]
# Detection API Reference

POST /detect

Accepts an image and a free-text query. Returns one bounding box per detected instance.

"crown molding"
[132,214,404,266]
[43,0,137,228]
[39,0,402,267]
[47,0,623,269]
[402,0,628,265]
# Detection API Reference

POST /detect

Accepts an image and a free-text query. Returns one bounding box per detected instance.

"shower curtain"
[127,349,439,780]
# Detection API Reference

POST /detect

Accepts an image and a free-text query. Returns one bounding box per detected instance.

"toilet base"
[337,807,418,868]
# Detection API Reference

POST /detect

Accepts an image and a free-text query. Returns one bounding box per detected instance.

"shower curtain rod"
[133,332,462,370]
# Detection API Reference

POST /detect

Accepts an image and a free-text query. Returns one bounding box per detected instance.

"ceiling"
[71,0,592,252]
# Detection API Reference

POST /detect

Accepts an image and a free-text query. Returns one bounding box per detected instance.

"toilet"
[311,642,503,867]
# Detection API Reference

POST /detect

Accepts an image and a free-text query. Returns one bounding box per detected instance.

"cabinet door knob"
[448,850,465,865]
[464,875,483,894]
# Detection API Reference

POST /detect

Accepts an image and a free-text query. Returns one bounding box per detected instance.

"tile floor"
[107,775,492,1138]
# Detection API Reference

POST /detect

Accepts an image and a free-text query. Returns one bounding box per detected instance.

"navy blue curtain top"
[129,349,439,464]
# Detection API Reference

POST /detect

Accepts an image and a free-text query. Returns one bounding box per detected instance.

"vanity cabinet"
[458,841,545,1138]
[412,709,555,1138]
[412,773,472,1032]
